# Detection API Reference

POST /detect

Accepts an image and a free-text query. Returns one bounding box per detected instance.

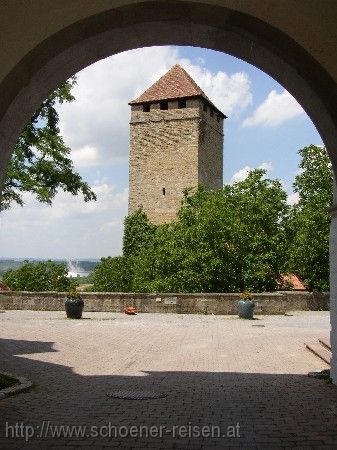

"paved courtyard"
[0,310,335,448]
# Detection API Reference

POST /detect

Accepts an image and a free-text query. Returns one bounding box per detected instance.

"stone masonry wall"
[0,291,329,315]
[198,107,223,190]
[128,98,224,224]
[129,107,199,224]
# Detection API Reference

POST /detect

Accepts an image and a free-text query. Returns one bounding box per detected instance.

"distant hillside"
[0,259,23,277]
[0,259,99,278]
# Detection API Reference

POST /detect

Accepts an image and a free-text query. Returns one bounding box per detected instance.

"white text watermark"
[5,421,241,442]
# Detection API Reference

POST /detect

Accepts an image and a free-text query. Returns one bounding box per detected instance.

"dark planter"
[238,299,255,319]
[65,297,84,319]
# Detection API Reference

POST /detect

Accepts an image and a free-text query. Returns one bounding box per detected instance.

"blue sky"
[179,46,321,189]
[0,46,323,259]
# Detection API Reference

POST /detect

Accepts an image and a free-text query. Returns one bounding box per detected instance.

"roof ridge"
[129,65,207,102]
[129,64,225,117]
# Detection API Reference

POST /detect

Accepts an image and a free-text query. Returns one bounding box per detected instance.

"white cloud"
[242,89,304,127]
[230,162,273,184]
[0,184,128,258]
[58,46,252,169]
[154,60,253,116]
[230,166,251,183]
[71,146,101,168]
[287,192,300,205]
[1,47,254,259]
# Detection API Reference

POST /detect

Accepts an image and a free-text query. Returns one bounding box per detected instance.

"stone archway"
[0,1,336,379]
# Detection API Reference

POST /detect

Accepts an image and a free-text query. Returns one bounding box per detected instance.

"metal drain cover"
[107,390,167,400]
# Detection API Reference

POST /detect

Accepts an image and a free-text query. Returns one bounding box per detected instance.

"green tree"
[1,77,96,210]
[3,261,74,291]
[91,256,132,292]
[123,208,156,258]
[284,145,333,291]
[131,170,289,293]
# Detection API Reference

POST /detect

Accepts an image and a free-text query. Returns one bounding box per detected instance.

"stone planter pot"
[65,297,84,319]
[238,299,255,319]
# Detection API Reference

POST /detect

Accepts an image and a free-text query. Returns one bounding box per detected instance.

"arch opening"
[0,1,336,381]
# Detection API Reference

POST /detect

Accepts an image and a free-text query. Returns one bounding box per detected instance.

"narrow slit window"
[203,103,207,112]
[160,101,168,110]
[210,109,214,117]
[178,99,186,109]
[162,187,166,196]
[143,104,150,112]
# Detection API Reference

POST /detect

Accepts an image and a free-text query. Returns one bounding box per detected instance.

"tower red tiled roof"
[129,64,225,117]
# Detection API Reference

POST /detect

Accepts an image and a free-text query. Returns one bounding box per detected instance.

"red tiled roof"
[280,274,306,291]
[129,64,225,117]
[0,280,9,291]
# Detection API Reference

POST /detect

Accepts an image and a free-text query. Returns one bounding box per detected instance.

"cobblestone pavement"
[0,310,335,449]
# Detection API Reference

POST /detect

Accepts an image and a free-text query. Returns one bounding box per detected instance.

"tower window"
[143,104,150,112]
[162,187,166,196]
[178,99,186,109]
[210,109,214,117]
[203,103,207,112]
[160,101,168,110]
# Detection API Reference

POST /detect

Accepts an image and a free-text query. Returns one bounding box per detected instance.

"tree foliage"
[284,145,333,291]
[3,261,74,291]
[12,143,325,295]
[130,170,288,293]
[91,256,132,292]
[94,145,333,293]
[94,169,289,293]
[123,208,156,258]
[1,77,97,210]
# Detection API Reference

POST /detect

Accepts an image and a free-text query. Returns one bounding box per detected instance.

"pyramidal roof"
[129,64,225,117]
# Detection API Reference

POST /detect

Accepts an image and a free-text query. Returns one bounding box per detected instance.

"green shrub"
[3,260,74,291]
[131,170,289,293]
[123,208,156,258]
[91,256,132,292]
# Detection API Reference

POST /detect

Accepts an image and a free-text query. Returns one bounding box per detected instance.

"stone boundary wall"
[0,291,329,315]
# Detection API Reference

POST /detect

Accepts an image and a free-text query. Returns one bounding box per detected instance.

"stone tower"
[128,64,226,224]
